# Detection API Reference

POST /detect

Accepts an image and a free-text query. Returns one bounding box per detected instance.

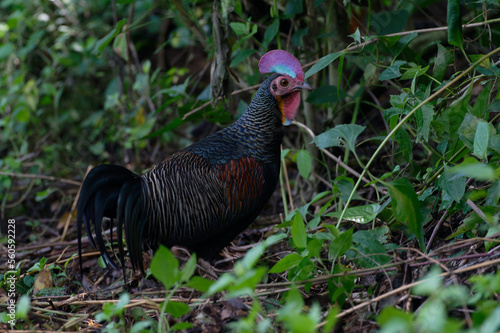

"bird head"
[259,50,312,125]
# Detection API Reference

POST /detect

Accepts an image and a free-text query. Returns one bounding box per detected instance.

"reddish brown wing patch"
[215,157,264,215]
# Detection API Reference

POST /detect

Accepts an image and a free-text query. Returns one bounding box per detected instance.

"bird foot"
[197,258,219,280]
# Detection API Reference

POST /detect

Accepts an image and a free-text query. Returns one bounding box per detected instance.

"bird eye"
[280,79,289,87]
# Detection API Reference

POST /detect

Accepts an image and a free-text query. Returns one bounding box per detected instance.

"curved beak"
[293,82,313,91]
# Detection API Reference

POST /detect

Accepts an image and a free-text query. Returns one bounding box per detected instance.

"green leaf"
[458,113,479,149]
[348,28,361,43]
[394,127,412,162]
[185,276,214,292]
[329,229,353,260]
[480,306,500,333]
[171,322,194,331]
[384,178,424,249]
[164,300,190,318]
[230,49,256,68]
[473,120,489,159]
[391,31,418,58]
[434,43,453,82]
[447,0,463,48]
[94,19,127,54]
[413,266,442,295]
[15,295,31,319]
[415,104,434,143]
[304,52,342,79]
[351,229,391,267]
[306,85,346,104]
[296,150,311,179]
[400,64,429,80]
[449,158,496,182]
[130,321,151,333]
[151,246,180,289]
[234,243,265,275]
[291,213,307,248]
[0,43,14,60]
[327,204,381,224]
[230,22,248,36]
[377,307,413,331]
[263,19,279,48]
[439,165,466,203]
[180,254,197,282]
[313,124,366,152]
[269,253,303,273]
[379,60,407,81]
[35,188,56,202]
[472,82,491,117]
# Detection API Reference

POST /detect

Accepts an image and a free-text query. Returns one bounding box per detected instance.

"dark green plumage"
[77,64,311,273]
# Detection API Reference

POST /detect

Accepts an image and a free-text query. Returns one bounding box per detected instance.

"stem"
[336,46,500,227]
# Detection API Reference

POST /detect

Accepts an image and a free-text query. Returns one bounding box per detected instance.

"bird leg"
[197,258,219,280]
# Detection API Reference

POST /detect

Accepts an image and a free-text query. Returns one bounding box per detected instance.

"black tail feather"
[77,164,141,275]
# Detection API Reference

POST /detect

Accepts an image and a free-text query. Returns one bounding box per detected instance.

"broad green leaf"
[185,276,214,292]
[235,243,265,275]
[304,52,342,79]
[472,82,491,117]
[327,204,381,224]
[384,106,406,121]
[449,158,496,182]
[372,9,410,35]
[378,307,413,329]
[296,149,311,179]
[391,31,418,58]
[283,0,304,17]
[263,19,279,48]
[458,113,479,149]
[447,0,463,48]
[291,213,307,248]
[400,64,429,80]
[434,43,453,82]
[416,301,447,333]
[230,22,248,36]
[15,295,31,319]
[351,229,391,267]
[439,165,465,202]
[480,306,500,333]
[413,266,442,295]
[130,321,151,333]
[384,178,424,249]
[306,85,346,104]
[206,273,235,295]
[395,127,412,162]
[230,49,256,68]
[269,253,303,273]
[313,124,366,152]
[379,60,407,81]
[490,134,500,155]
[415,104,434,143]
[0,43,14,60]
[473,120,489,159]
[94,19,127,54]
[164,300,191,318]
[151,246,179,290]
[329,229,353,260]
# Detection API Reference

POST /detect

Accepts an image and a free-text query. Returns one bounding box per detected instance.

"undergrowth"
[1,0,500,332]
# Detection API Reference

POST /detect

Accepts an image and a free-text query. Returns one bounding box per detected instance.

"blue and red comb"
[258,50,304,81]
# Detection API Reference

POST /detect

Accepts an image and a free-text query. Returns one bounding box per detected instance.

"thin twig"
[0,171,81,186]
